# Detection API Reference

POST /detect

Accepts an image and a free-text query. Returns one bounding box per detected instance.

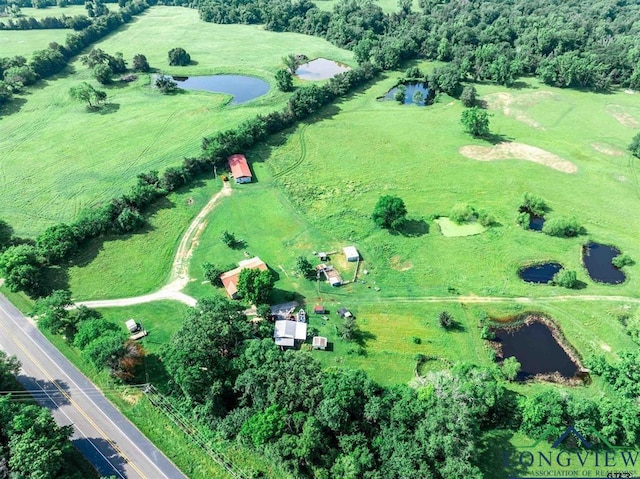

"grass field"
[0,6,352,237]
[17,5,89,18]
[0,28,71,57]
[66,63,640,386]
[67,176,224,300]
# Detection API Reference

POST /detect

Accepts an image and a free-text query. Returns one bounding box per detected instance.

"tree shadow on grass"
[444,320,466,332]
[352,327,376,350]
[0,97,27,119]
[477,429,532,479]
[485,133,514,145]
[40,265,70,296]
[270,288,305,306]
[395,218,429,237]
[88,102,120,114]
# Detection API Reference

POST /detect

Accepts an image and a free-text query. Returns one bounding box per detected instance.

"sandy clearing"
[459,142,577,173]
[605,105,640,128]
[591,142,625,156]
[482,91,558,129]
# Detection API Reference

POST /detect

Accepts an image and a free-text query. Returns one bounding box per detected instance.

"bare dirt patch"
[459,142,577,173]
[591,143,625,156]
[605,105,640,128]
[482,91,558,129]
[390,256,413,271]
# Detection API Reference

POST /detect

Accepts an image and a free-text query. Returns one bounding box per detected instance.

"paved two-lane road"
[0,293,188,479]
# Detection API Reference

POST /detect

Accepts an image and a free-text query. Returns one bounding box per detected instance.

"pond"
[518,262,563,284]
[165,75,270,104]
[582,242,626,284]
[295,58,351,81]
[383,82,431,105]
[529,215,545,231]
[494,321,578,381]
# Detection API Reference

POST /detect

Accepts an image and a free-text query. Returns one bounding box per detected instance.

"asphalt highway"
[0,293,188,479]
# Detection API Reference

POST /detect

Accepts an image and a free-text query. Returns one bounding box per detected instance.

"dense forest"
[196,0,640,90]
[0,351,93,479]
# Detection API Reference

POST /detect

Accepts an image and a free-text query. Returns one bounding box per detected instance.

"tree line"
[195,0,640,90]
[0,14,91,30]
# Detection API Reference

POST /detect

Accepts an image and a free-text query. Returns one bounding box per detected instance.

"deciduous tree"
[460,107,491,137]
[237,268,275,305]
[168,47,191,66]
[275,68,293,92]
[372,195,407,230]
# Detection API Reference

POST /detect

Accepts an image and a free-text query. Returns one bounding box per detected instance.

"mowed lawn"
[0,6,353,237]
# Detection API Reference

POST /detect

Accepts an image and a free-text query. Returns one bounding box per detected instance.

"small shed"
[312,336,328,350]
[313,305,326,314]
[343,246,359,262]
[337,307,353,319]
[228,154,252,184]
[125,319,140,333]
[318,252,328,261]
[274,320,307,348]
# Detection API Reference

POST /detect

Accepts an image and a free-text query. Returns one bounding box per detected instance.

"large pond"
[165,75,270,104]
[582,242,626,284]
[295,58,351,81]
[518,262,563,284]
[494,321,578,381]
[384,82,430,105]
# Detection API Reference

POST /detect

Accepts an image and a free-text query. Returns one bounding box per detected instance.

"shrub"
[168,47,191,66]
[93,63,112,84]
[275,69,293,92]
[502,356,521,381]
[154,75,178,94]
[629,132,640,159]
[404,66,422,79]
[612,254,634,268]
[202,262,224,286]
[220,230,237,247]
[516,211,531,229]
[481,325,495,340]
[542,217,585,237]
[552,269,578,288]
[438,311,453,329]
[520,192,548,216]
[460,106,491,137]
[394,88,405,103]
[460,84,477,107]
[450,203,475,224]
[412,90,424,104]
[412,336,421,344]
[132,53,150,72]
[476,208,497,227]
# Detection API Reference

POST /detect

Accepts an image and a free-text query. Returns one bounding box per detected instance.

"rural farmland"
[1,1,640,479]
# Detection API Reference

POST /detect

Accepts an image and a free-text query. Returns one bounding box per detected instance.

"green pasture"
[0,6,352,237]
[68,177,223,300]
[17,5,89,19]
[0,28,71,57]
[261,71,639,301]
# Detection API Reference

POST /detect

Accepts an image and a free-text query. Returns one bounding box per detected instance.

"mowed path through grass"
[0,6,353,237]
